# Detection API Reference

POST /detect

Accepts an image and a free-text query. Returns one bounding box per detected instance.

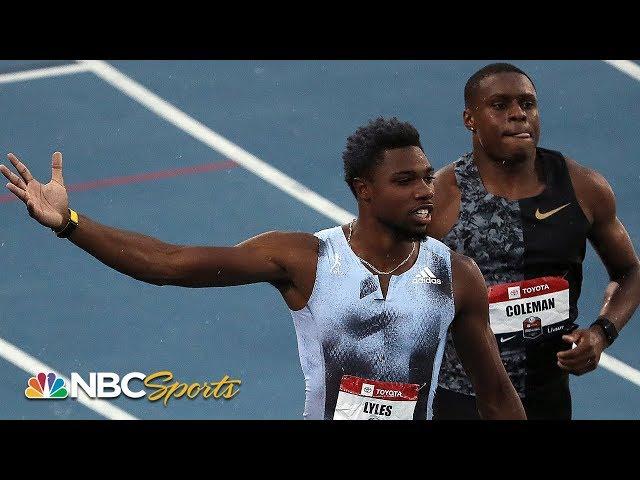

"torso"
[431,148,592,396]
[289,226,456,419]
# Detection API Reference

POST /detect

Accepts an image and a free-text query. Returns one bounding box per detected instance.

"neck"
[348,215,416,271]
[472,145,544,200]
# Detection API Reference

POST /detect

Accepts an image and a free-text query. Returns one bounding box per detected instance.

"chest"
[443,193,590,271]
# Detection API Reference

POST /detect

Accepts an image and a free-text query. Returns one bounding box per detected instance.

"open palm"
[0,152,69,230]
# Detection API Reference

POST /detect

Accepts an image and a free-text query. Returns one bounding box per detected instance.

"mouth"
[503,131,532,139]
[410,204,433,225]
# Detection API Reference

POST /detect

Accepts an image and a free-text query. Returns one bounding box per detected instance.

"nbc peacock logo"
[25,372,68,399]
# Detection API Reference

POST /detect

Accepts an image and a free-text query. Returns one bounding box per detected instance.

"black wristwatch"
[590,317,619,346]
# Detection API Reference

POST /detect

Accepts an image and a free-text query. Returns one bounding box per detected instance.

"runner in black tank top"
[428,64,640,419]
[435,148,589,418]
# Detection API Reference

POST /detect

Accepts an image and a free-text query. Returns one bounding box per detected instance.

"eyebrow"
[393,166,435,176]
[487,92,537,101]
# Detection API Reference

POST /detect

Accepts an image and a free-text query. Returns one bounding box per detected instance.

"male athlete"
[428,63,640,419]
[1,117,526,420]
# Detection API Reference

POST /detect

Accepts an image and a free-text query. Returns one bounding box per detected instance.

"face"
[358,146,434,241]
[464,72,540,163]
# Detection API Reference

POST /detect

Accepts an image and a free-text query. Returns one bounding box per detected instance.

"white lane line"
[84,59,640,390]
[0,337,138,419]
[0,63,92,85]
[0,60,137,419]
[80,60,354,225]
[603,60,640,82]
[599,352,640,387]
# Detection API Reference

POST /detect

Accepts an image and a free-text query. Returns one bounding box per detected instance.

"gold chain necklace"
[347,219,416,275]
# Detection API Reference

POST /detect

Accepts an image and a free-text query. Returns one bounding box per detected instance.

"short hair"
[343,117,423,197]
[464,63,536,107]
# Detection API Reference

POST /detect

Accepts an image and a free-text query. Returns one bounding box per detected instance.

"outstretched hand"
[0,152,69,230]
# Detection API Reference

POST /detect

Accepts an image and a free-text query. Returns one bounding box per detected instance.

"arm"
[0,152,315,288]
[69,215,309,287]
[450,252,526,420]
[558,162,640,374]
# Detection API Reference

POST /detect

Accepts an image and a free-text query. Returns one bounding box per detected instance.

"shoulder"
[429,162,462,239]
[313,225,345,241]
[434,162,459,192]
[236,230,319,256]
[450,250,484,284]
[433,162,459,204]
[565,156,616,224]
[565,156,612,194]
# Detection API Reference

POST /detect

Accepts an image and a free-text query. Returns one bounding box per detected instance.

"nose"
[416,178,434,200]
[508,101,527,121]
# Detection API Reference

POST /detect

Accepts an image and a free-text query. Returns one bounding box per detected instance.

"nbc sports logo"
[25,372,68,399]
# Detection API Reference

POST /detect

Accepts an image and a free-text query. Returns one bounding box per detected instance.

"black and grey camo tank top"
[437,148,591,396]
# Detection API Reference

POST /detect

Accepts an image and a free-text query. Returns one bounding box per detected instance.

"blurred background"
[0,60,638,419]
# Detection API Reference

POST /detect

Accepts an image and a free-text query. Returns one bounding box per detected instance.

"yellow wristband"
[55,209,79,238]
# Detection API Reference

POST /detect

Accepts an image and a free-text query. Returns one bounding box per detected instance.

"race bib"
[488,276,570,343]
[333,375,419,420]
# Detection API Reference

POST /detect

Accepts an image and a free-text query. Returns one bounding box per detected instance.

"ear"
[463,108,475,133]
[352,177,372,202]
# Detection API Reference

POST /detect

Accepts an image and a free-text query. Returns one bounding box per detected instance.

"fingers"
[557,352,591,368]
[557,332,600,375]
[7,153,34,184]
[557,330,583,360]
[0,164,27,190]
[558,358,597,376]
[562,332,580,344]
[6,183,28,203]
[557,340,588,361]
[51,151,64,185]
[2,158,30,204]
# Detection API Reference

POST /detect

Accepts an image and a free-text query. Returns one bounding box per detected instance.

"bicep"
[166,231,307,287]
[586,173,639,279]
[590,217,638,278]
[450,256,509,397]
[451,310,506,398]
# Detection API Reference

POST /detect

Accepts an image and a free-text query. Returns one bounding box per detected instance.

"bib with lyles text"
[333,375,419,420]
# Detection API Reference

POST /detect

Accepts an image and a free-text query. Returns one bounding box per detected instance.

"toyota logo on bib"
[361,383,374,397]
[508,286,521,299]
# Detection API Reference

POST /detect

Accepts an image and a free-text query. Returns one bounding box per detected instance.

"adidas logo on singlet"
[412,266,442,285]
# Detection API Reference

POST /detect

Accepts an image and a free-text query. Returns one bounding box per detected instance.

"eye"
[522,100,535,109]
[424,175,435,184]
[396,178,412,185]
[492,102,506,110]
